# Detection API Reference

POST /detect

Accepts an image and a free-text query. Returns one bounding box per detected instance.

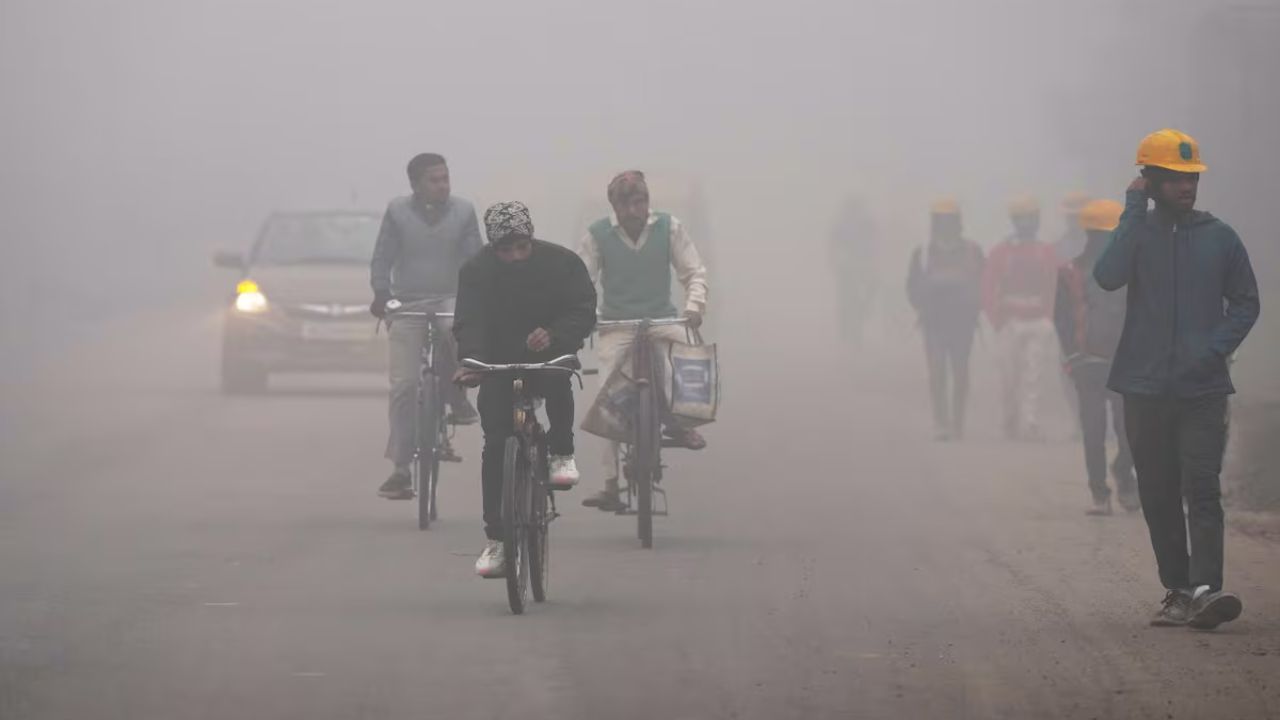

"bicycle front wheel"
[417,377,441,531]
[502,436,530,615]
[635,384,660,549]
[529,438,550,603]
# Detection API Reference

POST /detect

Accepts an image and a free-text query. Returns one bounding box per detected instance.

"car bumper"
[223,312,387,373]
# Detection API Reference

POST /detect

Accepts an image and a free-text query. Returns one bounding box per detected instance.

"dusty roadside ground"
[1,305,1277,720]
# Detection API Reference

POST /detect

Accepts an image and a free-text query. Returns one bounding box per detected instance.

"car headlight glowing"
[234,279,269,314]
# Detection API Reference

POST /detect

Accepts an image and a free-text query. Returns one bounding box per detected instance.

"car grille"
[280,302,369,320]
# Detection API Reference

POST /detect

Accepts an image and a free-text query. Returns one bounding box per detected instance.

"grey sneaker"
[1188,587,1243,630]
[1150,590,1193,627]
[378,470,413,500]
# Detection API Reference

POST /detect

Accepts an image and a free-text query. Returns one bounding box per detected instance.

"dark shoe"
[448,400,479,426]
[439,439,463,463]
[582,488,625,512]
[1150,590,1193,627]
[378,470,413,500]
[1085,496,1113,516]
[663,425,707,450]
[1188,588,1243,630]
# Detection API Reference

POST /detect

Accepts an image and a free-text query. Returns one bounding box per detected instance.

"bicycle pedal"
[440,454,464,463]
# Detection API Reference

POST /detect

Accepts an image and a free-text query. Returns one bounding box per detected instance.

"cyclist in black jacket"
[453,202,597,578]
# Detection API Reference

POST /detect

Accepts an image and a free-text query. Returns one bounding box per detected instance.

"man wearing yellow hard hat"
[907,198,985,440]
[981,194,1060,441]
[1095,129,1260,630]
[1053,199,1136,516]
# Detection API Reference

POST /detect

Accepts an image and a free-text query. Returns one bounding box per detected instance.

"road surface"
[1,304,1277,720]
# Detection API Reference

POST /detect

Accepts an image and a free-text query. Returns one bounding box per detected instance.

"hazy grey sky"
[0,0,1258,326]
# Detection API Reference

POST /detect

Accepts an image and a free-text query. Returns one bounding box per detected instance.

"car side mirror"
[213,250,246,269]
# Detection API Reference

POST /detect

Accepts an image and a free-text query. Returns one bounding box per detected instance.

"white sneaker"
[549,455,580,489]
[475,540,505,578]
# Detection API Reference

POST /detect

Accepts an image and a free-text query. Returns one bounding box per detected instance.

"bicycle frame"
[387,306,455,530]
[462,356,578,613]
[593,318,690,546]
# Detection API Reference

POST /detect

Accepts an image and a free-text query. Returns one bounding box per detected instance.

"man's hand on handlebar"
[526,327,552,352]
[452,368,483,388]
[682,310,703,330]
[370,291,394,319]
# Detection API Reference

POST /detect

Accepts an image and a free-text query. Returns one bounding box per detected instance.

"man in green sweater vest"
[578,171,711,512]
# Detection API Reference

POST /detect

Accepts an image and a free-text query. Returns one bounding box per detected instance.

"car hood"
[247,264,370,306]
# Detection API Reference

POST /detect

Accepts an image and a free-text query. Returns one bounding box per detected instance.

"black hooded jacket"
[453,239,597,364]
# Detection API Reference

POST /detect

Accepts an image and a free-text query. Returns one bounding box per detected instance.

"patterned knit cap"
[483,201,535,244]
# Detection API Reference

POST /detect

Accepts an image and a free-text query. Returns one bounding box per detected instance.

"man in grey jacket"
[370,153,484,499]
[1094,129,1260,630]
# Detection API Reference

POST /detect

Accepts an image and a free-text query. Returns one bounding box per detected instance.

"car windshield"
[253,214,379,266]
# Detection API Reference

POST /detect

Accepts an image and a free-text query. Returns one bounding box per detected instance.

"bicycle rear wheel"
[635,384,660,549]
[502,436,530,614]
[417,378,440,531]
[529,437,550,603]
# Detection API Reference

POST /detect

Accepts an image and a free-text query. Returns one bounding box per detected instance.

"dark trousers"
[1073,362,1134,502]
[923,324,975,435]
[478,373,574,541]
[1124,394,1229,592]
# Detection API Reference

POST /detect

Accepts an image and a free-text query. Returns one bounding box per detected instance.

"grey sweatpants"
[385,299,464,468]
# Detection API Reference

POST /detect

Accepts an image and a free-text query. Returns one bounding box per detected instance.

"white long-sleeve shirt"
[577,212,709,316]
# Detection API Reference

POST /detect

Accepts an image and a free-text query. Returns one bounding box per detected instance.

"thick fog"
[5,1,1274,357]
[5,1,1280,717]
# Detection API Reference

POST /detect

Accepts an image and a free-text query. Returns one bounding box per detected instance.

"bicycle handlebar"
[595,317,689,329]
[387,310,455,319]
[384,298,454,319]
[460,356,580,373]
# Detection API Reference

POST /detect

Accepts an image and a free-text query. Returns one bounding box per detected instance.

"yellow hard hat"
[1060,191,1090,214]
[930,197,960,215]
[1136,129,1206,173]
[1008,194,1040,217]
[1077,199,1124,232]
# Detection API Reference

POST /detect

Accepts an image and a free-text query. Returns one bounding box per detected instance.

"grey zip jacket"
[1094,189,1260,398]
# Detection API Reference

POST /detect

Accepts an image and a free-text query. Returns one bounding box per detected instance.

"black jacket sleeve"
[547,251,598,349]
[452,258,489,362]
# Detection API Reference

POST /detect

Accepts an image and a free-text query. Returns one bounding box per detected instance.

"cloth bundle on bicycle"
[581,362,641,443]
[581,338,719,442]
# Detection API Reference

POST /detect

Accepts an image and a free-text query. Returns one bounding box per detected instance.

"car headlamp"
[234,279,269,314]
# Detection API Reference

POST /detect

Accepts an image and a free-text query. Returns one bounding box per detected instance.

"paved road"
[2,305,1277,720]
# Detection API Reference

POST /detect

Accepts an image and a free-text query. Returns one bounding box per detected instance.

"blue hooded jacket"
[1093,190,1260,398]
